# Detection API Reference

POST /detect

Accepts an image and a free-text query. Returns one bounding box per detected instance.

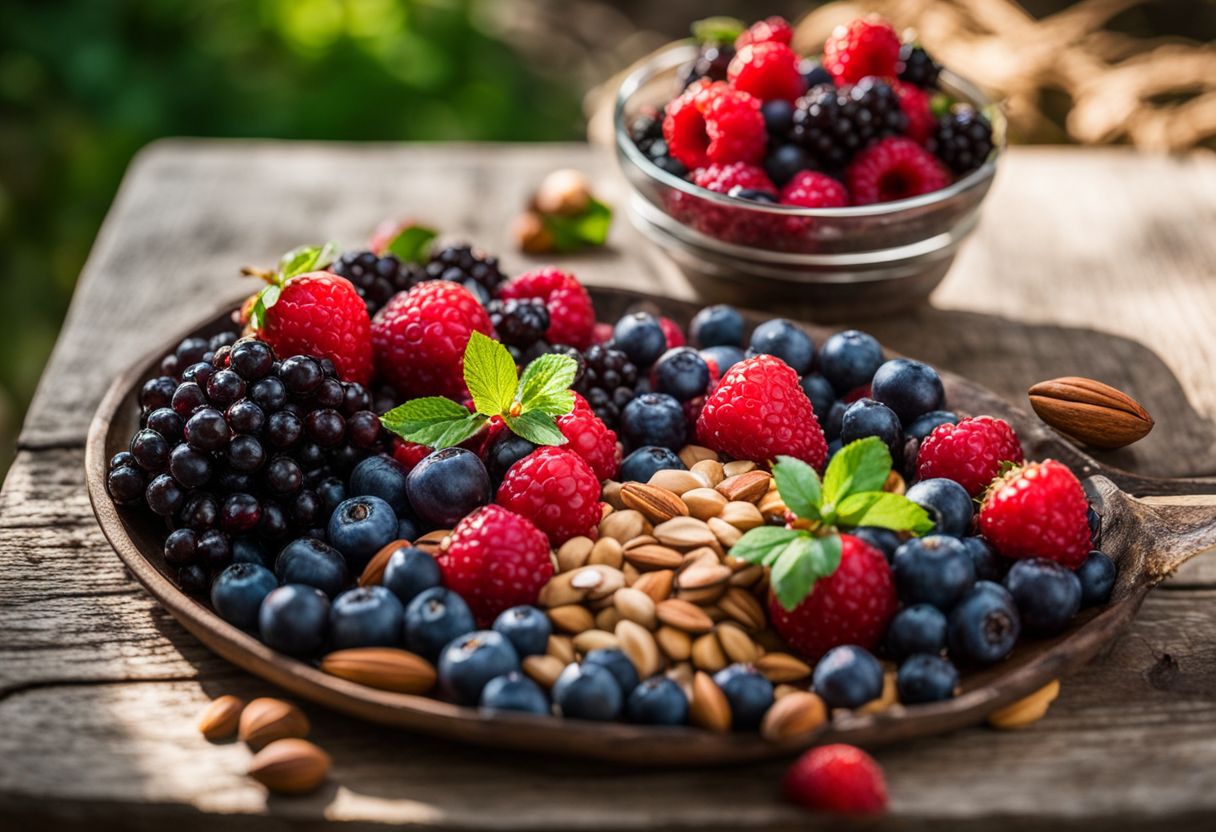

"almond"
[988,680,1060,729]
[715,622,759,664]
[320,647,436,694]
[588,536,624,569]
[729,564,766,587]
[656,625,692,661]
[601,480,626,511]
[247,738,330,794]
[573,629,619,654]
[656,598,715,633]
[761,691,827,741]
[623,543,684,571]
[557,536,594,572]
[648,468,709,495]
[691,458,726,487]
[722,460,757,477]
[359,540,410,587]
[716,470,772,503]
[522,654,565,688]
[197,695,244,741]
[718,587,767,631]
[682,487,727,520]
[691,632,727,672]
[690,671,731,732]
[1028,376,1153,449]
[238,698,309,749]
[755,652,812,683]
[595,606,622,631]
[633,569,675,602]
[548,604,595,634]
[720,501,765,530]
[613,587,658,629]
[413,529,451,554]
[599,509,649,542]
[616,619,662,677]
[678,444,719,467]
[677,560,732,590]
[620,482,689,523]
[707,516,743,548]
[858,671,898,715]
[653,516,717,549]
[547,634,575,663]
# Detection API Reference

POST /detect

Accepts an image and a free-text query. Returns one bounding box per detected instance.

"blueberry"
[747,319,814,374]
[730,187,778,203]
[851,527,902,563]
[620,393,687,450]
[1087,506,1102,548]
[699,345,746,376]
[316,476,347,517]
[583,648,640,696]
[764,143,809,187]
[712,663,774,730]
[258,584,330,656]
[619,446,686,483]
[871,359,945,423]
[799,374,837,421]
[211,563,278,631]
[906,410,958,442]
[328,585,405,649]
[905,478,973,536]
[348,454,411,515]
[1076,550,1117,607]
[196,529,232,571]
[275,537,348,598]
[761,98,794,135]
[404,587,476,662]
[327,495,398,572]
[653,348,710,402]
[626,676,689,725]
[613,312,667,368]
[438,630,519,705]
[552,662,623,721]
[492,605,552,657]
[840,398,903,457]
[382,544,443,606]
[178,563,209,595]
[827,438,843,461]
[231,536,271,569]
[146,474,185,516]
[893,535,976,610]
[812,645,884,709]
[406,447,492,528]
[1002,558,1082,635]
[887,604,948,661]
[961,536,1007,582]
[397,516,419,540]
[480,672,550,715]
[690,305,744,348]
[818,330,884,394]
[485,432,537,484]
[947,581,1021,664]
[896,654,959,704]
[801,60,833,88]
[823,400,846,441]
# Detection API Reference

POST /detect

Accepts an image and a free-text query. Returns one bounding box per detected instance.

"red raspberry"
[692,162,775,195]
[978,460,1092,568]
[696,354,827,470]
[498,267,595,349]
[390,437,432,472]
[894,81,935,144]
[822,16,902,85]
[659,316,685,349]
[437,505,553,626]
[253,272,373,385]
[592,322,614,345]
[846,137,951,205]
[557,398,620,481]
[780,171,849,208]
[783,744,889,815]
[767,534,896,660]
[371,281,492,399]
[917,416,1024,497]
[736,16,793,48]
[663,80,765,170]
[496,446,602,546]
[728,42,806,103]
[842,383,872,404]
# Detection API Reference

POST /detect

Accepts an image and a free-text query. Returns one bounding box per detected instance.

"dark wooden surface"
[3,141,1216,828]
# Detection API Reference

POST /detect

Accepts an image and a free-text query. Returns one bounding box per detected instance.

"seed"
[716,470,772,502]
[716,622,759,664]
[238,698,309,750]
[649,468,709,495]
[614,587,658,629]
[247,738,330,794]
[720,501,764,530]
[522,654,564,689]
[548,604,595,634]
[691,632,727,672]
[656,598,715,633]
[557,536,594,572]
[573,629,619,654]
[653,516,717,549]
[761,691,827,741]
[547,635,575,664]
[197,695,245,741]
[755,652,812,683]
[633,569,675,602]
[589,536,624,569]
[690,671,731,732]
[707,517,743,548]
[719,587,766,630]
[616,619,662,677]
[682,487,728,520]
[690,458,725,487]
[656,625,692,661]
[678,444,719,467]
[988,680,1061,729]
[620,482,689,523]
[722,460,757,477]
[623,543,684,571]
[599,509,649,542]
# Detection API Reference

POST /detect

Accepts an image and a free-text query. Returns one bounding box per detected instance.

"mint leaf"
[385,224,438,264]
[277,242,337,281]
[425,412,487,449]
[771,536,817,610]
[821,437,892,507]
[772,456,822,521]
[837,491,933,535]
[463,332,518,417]
[517,353,579,416]
[691,15,744,45]
[249,284,281,330]
[813,534,843,578]
[380,397,483,447]
[541,198,613,252]
[730,526,805,566]
[504,410,567,446]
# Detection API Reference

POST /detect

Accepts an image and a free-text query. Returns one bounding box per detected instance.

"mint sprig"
[383,223,438,264]
[380,334,577,451]
[729,438,933,611]
[691,16,745,45]
[246,242,339,330]
[541,198,613,252]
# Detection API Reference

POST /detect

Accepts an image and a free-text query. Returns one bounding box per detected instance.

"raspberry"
[736,16,793,48]
[498,267,595,350]
[978,460,1092,568]
[557,397,621,481]
[254,272,373,386]
[437,505,553,626]
[663,80,765,170]
[659,316,685,349]
[780,171,849,208]
[371,281,492,399]
[676,163,780,244]
[822,16,901,85]
[691,162,775,195]
[495,446,602,546]
[916,416,1024,497]
[846,137,950,205]
[894,81,935,144]
[783,744,889,814]
[592,322,614,345]
[390,437,432,472]
[696,354,828,470]
[727,42,806,103]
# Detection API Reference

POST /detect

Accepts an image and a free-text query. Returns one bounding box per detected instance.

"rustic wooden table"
[2,142,1215,831]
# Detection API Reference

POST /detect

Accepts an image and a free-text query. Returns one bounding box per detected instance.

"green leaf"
[463,331,519,417]
[385,224,438,264]
[276,241,338,281]
[837,491,934,535]
[517,353,579,416]
[729,526,805,566]
[380,397,484,448]
[504,410,567,446]
[249,284,280,331]
[541,198,613,252]
[821,437,893,507]
[771,537,817,610]
[814,534,843,578]
[691,15,744,45]
[772,456,822,521]
[425,412,488,449]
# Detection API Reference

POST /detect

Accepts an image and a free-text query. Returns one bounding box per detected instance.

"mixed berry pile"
[107,222,1115,740]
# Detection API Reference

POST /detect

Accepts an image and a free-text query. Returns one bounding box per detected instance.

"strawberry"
[978,459,1091,568]
[783,744,888,814]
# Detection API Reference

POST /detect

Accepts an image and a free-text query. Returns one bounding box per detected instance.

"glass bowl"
[613,43,1005,318]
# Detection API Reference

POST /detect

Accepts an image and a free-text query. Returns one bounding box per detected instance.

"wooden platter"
[85,287,1216,766]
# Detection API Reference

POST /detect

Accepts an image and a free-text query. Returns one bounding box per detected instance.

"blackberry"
[487,299,549,349]
[628,109,687,178]
[930,106,994,175]
[792,79,908,171]
[330,250,421,317]
[576,344,638,429]
[423,244,506,302]
[898,44,941,89]
[679,44,734,88]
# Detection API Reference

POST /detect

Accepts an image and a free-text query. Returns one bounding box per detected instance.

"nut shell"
[247,738,331,794]
[238,697,310,749]
[197,695,245,741]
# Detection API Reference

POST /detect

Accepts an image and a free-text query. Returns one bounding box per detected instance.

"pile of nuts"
[197,695,330,794]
